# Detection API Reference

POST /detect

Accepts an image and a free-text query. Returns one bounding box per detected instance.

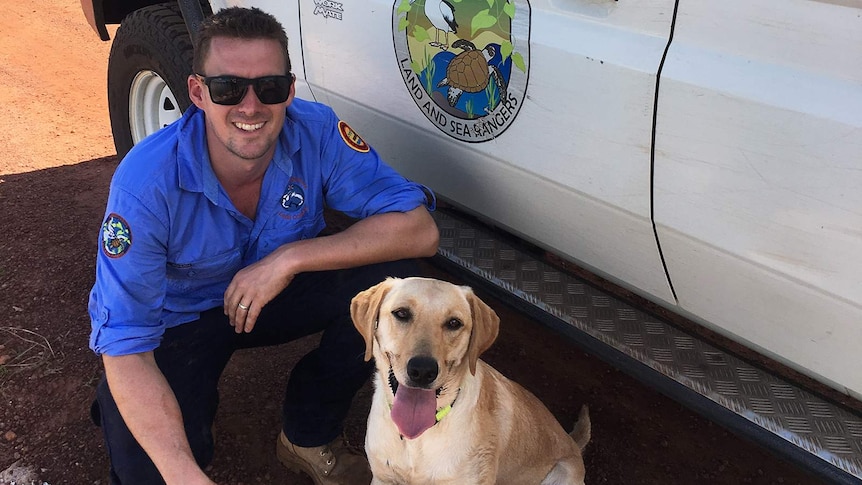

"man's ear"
[284,73,297,106]
[350,278,398,362]
[188,75,206,109]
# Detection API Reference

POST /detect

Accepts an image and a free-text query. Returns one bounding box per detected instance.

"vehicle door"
[654,0,862,397]
[297,0,678,305]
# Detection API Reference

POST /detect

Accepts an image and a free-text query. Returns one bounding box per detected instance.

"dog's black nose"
[406,356,439,387]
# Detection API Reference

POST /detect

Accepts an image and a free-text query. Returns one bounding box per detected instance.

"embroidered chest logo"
[101,213,132,258]
[281,183,306,212]
[393,0,530,142]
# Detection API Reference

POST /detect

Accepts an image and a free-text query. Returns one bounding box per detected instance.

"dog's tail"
[569,405,591,451]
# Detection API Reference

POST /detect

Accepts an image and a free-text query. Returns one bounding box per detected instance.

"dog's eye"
[445,318,463,330]
[392,308,412,321]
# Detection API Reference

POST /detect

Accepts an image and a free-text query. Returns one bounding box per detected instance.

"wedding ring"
[237,302,250,311]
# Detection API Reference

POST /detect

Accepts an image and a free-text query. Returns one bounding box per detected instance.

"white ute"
[81,0,862,481]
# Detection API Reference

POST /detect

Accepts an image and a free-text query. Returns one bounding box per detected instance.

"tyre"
[108,3,193,159]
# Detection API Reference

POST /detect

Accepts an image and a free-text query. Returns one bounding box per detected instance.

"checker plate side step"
[432,208,862,484]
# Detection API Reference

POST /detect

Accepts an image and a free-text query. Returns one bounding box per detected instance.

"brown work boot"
[276,430,372,485]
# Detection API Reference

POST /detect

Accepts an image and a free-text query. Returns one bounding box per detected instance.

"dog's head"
[350,277,500,438]
[351,277,500,379]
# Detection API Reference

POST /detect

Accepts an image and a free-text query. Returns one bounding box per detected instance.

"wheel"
[108,3,193,159]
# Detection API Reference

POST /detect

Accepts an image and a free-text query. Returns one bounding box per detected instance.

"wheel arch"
[107,2,198,158]
[82,0,211,41]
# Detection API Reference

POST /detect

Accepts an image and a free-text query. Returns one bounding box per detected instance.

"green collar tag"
[435,404,453,422]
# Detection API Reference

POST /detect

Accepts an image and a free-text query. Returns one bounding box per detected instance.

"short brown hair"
[193,7,291,75]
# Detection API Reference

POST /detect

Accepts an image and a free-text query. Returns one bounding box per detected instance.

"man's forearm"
[103,353,215,485]
[282,206,440,275]
[223,206,439,333]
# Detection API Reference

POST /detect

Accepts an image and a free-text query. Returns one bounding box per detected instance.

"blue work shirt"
[89,99,434,356]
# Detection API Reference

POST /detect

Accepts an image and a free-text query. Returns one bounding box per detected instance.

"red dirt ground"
[0,2,832,484]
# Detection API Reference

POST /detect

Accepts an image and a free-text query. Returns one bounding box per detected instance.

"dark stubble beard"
[225,128,277,162]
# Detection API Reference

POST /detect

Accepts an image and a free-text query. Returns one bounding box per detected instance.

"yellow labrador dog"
[351,277,590,485]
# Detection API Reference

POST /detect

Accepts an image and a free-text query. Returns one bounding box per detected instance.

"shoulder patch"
[101,213,132,258]
[338,120,370,153]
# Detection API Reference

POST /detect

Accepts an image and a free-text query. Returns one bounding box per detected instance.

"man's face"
[189,36,293,166]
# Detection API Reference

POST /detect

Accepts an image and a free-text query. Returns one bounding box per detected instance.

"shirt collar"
[176,106,216,202]
[175,105,299,203]
[275,105,300,173]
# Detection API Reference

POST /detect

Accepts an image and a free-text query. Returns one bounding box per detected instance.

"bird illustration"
[411,0,458,50]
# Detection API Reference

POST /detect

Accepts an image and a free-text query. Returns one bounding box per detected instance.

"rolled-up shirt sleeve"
[89,186,169,356]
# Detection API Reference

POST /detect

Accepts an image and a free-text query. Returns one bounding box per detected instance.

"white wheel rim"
[129,70,182,144]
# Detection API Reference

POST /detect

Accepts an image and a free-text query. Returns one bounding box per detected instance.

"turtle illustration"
[436,39,507,108]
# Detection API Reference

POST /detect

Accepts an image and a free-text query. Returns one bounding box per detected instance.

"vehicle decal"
[393,0,529,142]
[314,0,344,20]
[338,120,371,153]
[101,213,132,258]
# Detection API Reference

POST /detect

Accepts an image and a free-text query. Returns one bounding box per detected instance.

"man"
[88,7,439,485]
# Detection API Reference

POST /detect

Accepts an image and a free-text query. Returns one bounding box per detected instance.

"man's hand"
[223,206,438,333]
[224,251,296,333]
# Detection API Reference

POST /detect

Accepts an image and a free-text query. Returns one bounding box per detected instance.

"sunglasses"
[196,74,294,105]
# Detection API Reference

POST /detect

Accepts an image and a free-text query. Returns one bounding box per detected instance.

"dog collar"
[434,386,460,422]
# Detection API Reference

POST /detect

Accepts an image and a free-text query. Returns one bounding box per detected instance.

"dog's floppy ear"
[350,277,397,362]
[465,287,500,375]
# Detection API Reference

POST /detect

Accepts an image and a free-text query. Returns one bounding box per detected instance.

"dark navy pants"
[91,260,418,484]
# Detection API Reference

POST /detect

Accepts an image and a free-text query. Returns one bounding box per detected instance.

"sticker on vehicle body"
[314,0,343,20]
[393,0,529,142]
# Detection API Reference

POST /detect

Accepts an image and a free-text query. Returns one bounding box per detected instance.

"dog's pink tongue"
[391,386,437,439]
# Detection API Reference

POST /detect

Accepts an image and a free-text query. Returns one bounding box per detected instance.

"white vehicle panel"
[655,0,862,397]
[298,0,676,303]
